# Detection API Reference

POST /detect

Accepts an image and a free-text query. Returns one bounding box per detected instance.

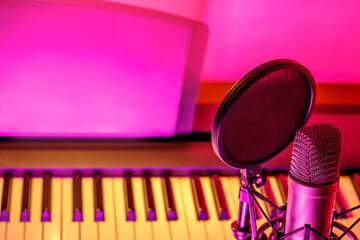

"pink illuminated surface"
[0,0,207,137]
[104,0,360,83]
[201,0,360,83]
[1,0,359,137]
[108,0,207,21]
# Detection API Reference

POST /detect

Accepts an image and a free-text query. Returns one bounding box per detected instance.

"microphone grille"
[289,122,341,185]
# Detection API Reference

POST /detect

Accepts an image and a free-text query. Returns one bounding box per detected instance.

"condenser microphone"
[285,123,342,240]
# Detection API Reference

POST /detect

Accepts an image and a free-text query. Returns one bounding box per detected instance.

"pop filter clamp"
[211,59,360,240]
[231,167,277,240]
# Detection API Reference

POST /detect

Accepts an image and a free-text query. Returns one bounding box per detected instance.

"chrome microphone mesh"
[289,122,341,185]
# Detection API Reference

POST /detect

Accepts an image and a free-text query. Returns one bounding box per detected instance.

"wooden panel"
[197,82,360,107]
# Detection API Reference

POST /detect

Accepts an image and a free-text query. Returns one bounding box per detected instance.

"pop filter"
[212,59,316,169]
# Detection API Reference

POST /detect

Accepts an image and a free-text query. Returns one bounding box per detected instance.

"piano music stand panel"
[0,0,208,137]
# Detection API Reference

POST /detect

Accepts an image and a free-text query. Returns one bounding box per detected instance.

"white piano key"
[80,177,98,240]
[151,177,172,240]
[220,176,239,240]
[200,176,227,240]
[113,177,135,240]
[227,177,240,209]
[227,177,242,224]
[220,177,237,220]
[179,177,207,239]
[43,177,61,240]
[24,178,43,240]
[168,177,191,240]
[6,178,24,240]
[62,178,80,240]
[133,177,154,240]
[0,177,5,240]
[98,178,117,240]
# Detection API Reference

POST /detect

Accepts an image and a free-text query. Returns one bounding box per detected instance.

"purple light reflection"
[126,210,136,221]
[0,211,9,222]
[73,210,83,222]
[0,0,207,137]
[42,210,51,222]
[21,210,30,222]
[167,210,177,221]
[95,210,105,222]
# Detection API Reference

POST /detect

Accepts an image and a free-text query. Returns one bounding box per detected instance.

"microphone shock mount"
[232,168,359,240]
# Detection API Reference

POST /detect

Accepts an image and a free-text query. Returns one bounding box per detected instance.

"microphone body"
[285,174,338,240]
[284,122,342,240]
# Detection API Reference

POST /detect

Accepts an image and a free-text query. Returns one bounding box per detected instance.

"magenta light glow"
[0,0,208,137]
[98,0,360,84]
[108,0,207,21]
[201,0,360,83]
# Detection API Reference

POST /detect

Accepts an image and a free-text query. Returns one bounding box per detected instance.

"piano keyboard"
[0,172,360,240]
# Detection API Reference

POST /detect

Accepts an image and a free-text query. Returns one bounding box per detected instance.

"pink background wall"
[114,0,360,83]
[1,0,359,137]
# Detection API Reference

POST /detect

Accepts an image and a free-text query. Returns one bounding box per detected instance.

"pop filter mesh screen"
[221,69,312,166]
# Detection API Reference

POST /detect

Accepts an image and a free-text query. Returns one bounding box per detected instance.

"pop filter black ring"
[212,59,316,169]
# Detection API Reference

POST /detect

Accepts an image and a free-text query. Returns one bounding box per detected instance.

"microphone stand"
[232,186,255,240]
[232,167,267,240]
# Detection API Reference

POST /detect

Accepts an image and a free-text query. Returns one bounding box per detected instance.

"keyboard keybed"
[0,172,359,240]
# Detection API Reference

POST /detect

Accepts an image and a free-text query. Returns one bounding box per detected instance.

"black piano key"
[352,173,360,198]
[162,172,177,221]
[42,172,51,222]
[263,180,278,219]
[21,172,31,222]
[335,187,352,218]
[93,172,104,221]
[124,172,135,221]
[0,172,12,222]
[143,172,156,221]
[351,173,360,217]
[73,172,83,222]
[191,173,208,220]
[210,173,229,220]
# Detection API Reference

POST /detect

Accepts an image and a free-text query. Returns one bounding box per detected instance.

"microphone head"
[290,122,341,185]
